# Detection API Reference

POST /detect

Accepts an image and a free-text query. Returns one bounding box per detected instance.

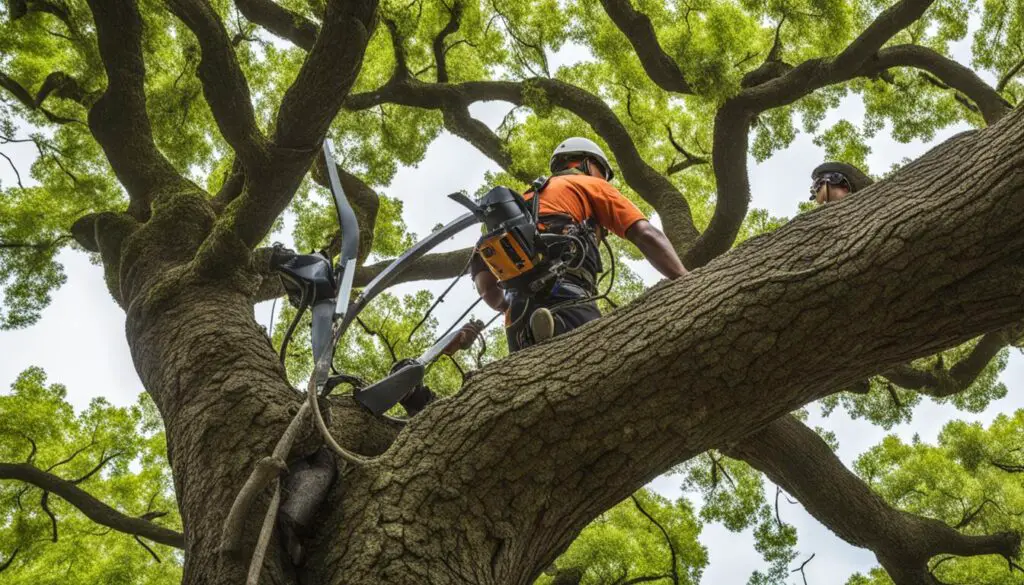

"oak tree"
[2,0,1024,583]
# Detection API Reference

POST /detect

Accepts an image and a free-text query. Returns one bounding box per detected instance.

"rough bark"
[84,0,196,220]
[226,0,380,249]
[118,233,398,584]
[598,0,692,94]
[293,108,1024,584]
[166,0,268,168]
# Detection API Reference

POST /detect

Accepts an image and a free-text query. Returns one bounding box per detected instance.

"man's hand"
[473,269,509,311]
[442,319,485,355]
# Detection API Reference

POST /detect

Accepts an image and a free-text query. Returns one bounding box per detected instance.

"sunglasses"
[808,172,851,200]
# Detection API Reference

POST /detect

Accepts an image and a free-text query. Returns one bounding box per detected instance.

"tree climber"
[809,161,874,204]
[398,139,687,416]
[466,137,688,352]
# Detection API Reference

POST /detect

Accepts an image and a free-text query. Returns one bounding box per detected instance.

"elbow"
[625,219,658,246]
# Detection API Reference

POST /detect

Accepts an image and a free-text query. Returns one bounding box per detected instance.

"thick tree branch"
[598,0,691,94]
[432,0,463,83]
[996,55,1024,94]
[834,0,935,72]
[724,416,1021,585]
[442,104,531,183]
[881,323,1021,397]
[327,109,1024,583]
[0,463,184,548]
[84,0,195,220]
[383,17,410,81]
[733,0,936,113]
[34,71,95,108]
[347,77,701,251]
[166,0,268,168]
[227,0,378,248]
[0,70,81,124]
[687,1,944,268]
[234,0,319,50]
[873,45,1012,125]
[273,0,378,151]
[383,7,529,182]
[41,490,58,542]
[684,102,753,269]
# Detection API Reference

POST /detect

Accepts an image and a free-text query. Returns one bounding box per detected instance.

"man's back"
[524,174,646,239]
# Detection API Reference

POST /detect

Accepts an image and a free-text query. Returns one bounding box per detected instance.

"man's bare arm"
[625,220,688,280]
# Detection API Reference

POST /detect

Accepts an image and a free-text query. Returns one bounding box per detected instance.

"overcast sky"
[2,23,1023,585]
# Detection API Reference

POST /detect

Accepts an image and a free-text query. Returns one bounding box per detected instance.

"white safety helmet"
[549,137,614,181]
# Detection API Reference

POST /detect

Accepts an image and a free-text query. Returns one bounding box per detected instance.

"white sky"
[2,24,1023,585]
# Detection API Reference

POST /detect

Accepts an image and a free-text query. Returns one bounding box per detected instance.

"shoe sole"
[530,308,555,343]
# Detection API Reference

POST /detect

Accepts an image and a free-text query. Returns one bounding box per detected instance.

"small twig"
[71,450,122,484]
[0,151,24,189]
[955,498,995,529]
[990,460,1024,473]
[143,491,161,515]
[45,436,98,473]
[447,354,467,385]
[886,383,903,408]
[41,491,58,542]
[18,433,37,464]
[134,535,161,563]
[0,548,18,573]
[631,495,680,585]
[357,316,399,364]
[708,453,736,489]
[774,486,784,528]
[996,54,1024,93]
[929,554,956,577]
[790,553,815,585]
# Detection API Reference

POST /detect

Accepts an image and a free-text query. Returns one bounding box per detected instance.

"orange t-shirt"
[525,174,647,238]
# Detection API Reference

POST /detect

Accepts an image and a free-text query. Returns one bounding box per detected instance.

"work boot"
[530,308,555,343]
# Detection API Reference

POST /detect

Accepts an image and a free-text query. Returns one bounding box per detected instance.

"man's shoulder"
[548,173,614,192]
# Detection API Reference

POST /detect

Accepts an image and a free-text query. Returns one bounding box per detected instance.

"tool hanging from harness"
[451,173,604,296]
